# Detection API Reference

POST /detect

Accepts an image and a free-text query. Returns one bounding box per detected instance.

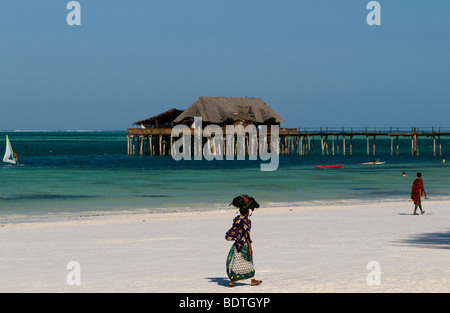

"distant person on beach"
[402,172,407,176]
[411,172,427,215]
[225,195,262,287]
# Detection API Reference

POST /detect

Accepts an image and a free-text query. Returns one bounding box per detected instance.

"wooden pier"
[278,127,450,157]
[127,127,450,157]
[126,127,279,157]
[127,128,173,156]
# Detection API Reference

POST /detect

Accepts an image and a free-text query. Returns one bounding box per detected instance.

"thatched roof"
[133,108,184,128]
[173,97,284,125]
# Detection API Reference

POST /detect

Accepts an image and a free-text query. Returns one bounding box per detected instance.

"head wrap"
[230,194,260,211]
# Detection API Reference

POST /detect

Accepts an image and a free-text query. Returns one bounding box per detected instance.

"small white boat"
[3,134,17,165]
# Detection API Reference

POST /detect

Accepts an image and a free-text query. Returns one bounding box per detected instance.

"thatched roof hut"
[133,108,184,129]
[174,97,284,126]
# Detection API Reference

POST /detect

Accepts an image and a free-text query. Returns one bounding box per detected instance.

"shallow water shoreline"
[1,196,447,225]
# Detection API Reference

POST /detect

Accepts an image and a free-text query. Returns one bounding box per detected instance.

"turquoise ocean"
[1,131,449,218]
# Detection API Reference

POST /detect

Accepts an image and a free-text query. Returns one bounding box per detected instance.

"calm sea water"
[1,131,449,217]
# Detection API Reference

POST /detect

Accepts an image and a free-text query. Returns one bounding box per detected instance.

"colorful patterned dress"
[225,215,255,282]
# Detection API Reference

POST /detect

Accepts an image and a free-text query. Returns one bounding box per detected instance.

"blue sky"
[0,0,449,130]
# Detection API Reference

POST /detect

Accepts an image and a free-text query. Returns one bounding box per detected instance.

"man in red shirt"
[411,172,427,215]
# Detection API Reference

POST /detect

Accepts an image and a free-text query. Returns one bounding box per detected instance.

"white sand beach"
[1,199,449,293]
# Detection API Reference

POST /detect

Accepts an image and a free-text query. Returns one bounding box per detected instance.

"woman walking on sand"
[225,195,262,287]
[411,172,427,215]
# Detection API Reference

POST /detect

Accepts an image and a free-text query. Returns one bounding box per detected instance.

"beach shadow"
[206,277,243,288]
[396,229,450,249]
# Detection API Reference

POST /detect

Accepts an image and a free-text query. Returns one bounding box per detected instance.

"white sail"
[3,135,16,164]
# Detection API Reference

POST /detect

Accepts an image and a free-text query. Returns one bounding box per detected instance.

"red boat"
[314,164,343,169]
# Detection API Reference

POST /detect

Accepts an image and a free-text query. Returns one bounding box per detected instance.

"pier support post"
[336,135,340,155]
[372,135,376,156]
[349,135,353,155]
[139,136,144,155]
[415,134,419,156]
[332,135,335,155]
[396,136,399,156]
[366,135,369,156]
[321,135,324,156]
[342,135,346,156]
[439,136,442,156]
[307,135,311,155]
[299,135,302,155]
[433,136,436,157]
[411,133,419,156]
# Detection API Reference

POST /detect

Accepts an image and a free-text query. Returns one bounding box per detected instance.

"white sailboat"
[3,134,17,165]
